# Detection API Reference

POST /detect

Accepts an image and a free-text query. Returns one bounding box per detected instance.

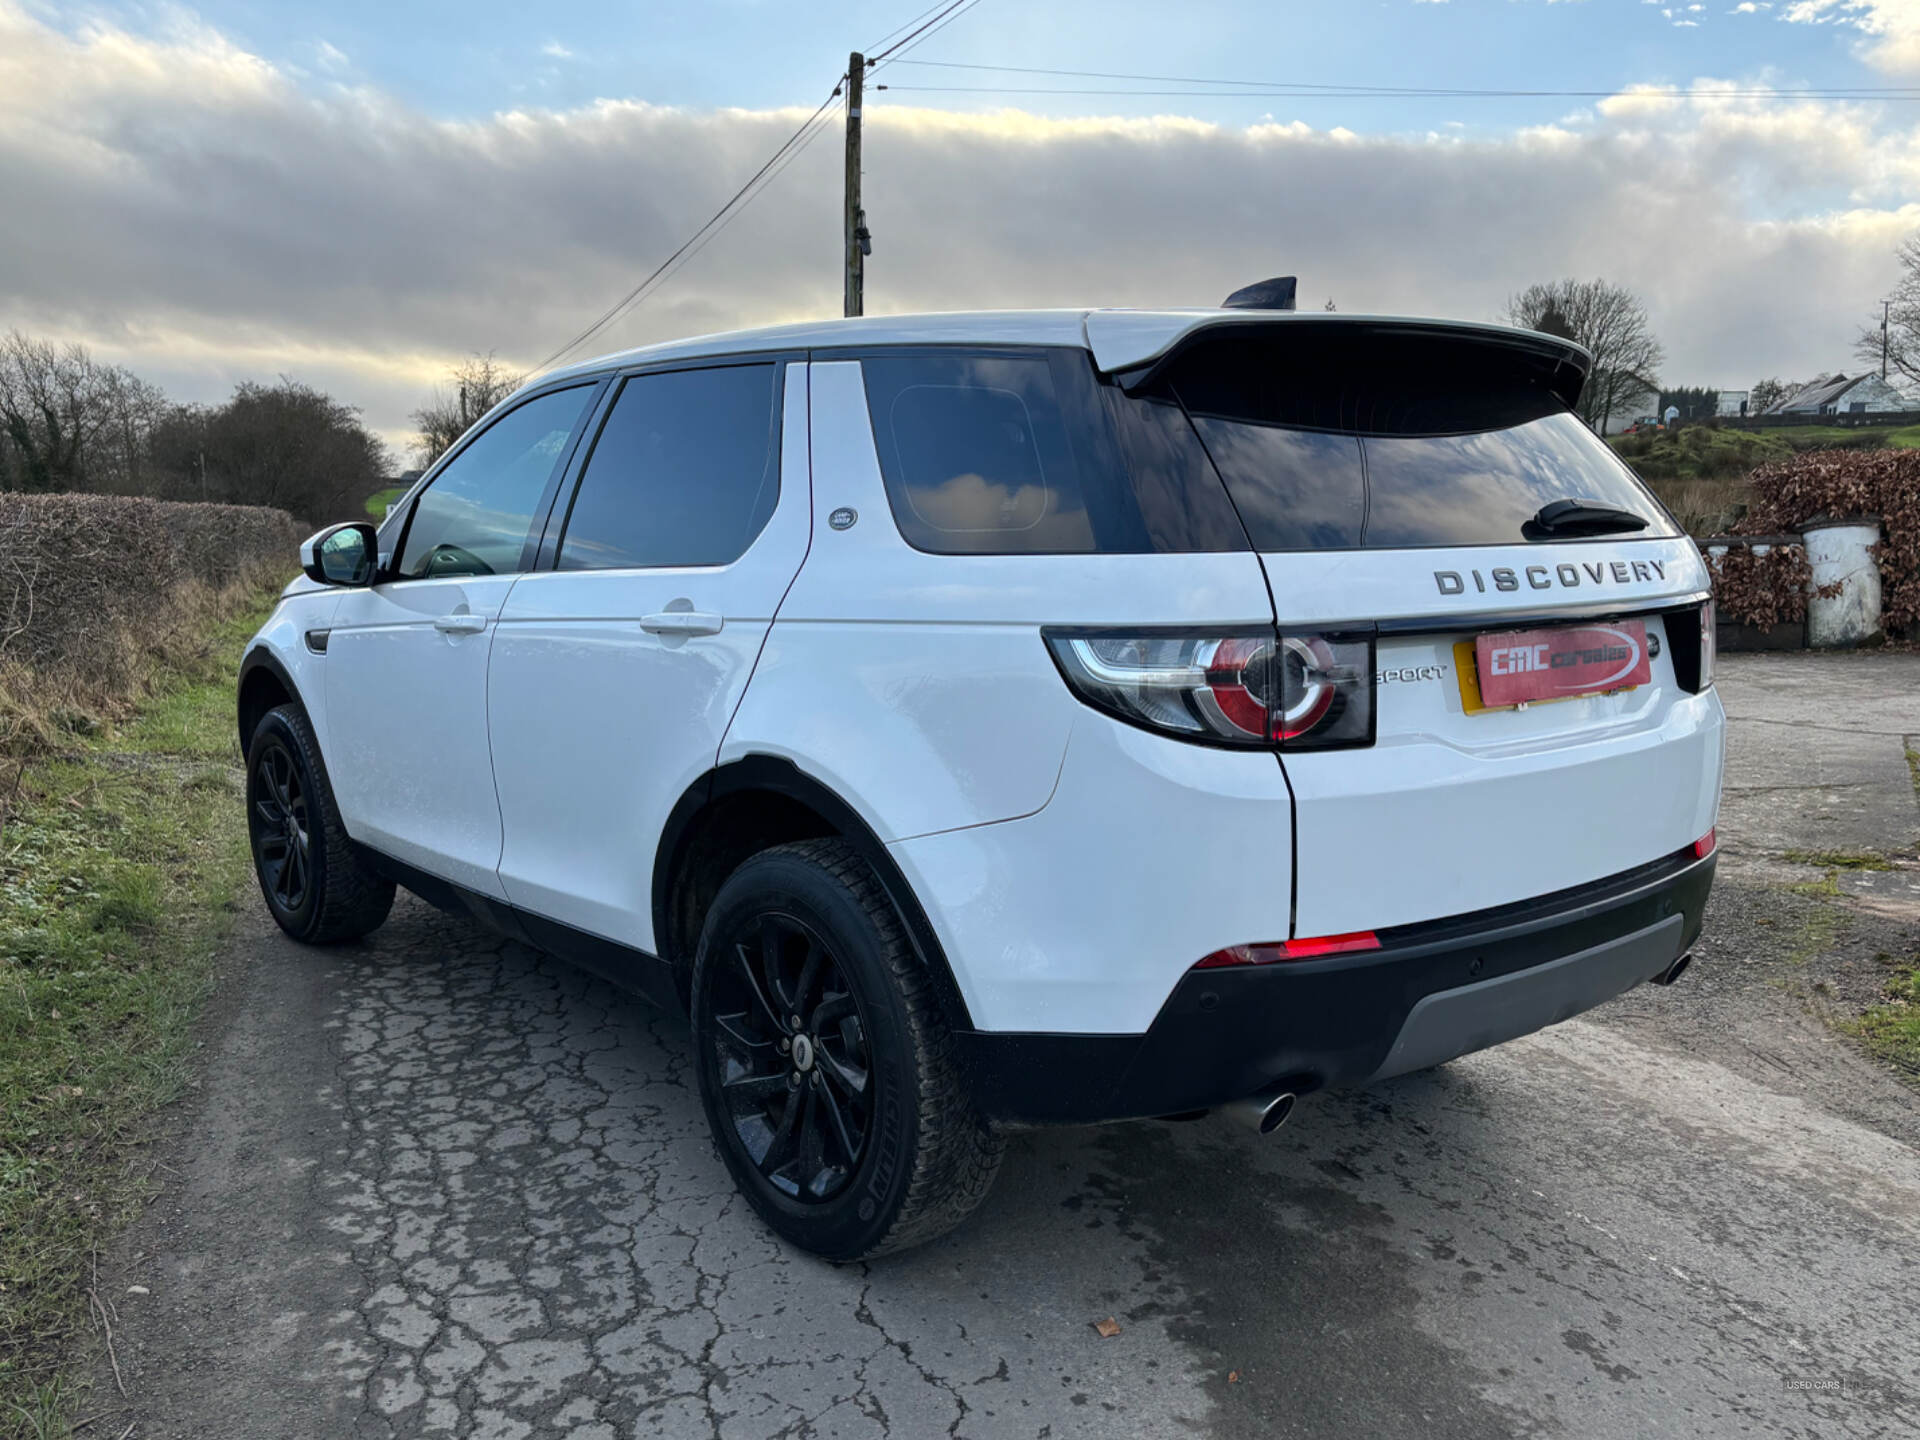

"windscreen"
[1156,326,1679,551]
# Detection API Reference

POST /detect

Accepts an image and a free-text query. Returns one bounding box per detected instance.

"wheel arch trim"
[654,755,977,1031]
[237,645,306,760]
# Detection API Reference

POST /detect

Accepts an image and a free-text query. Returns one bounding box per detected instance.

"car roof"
[541,308,1589,385]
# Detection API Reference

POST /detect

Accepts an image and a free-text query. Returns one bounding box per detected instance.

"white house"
[1600,373,1662,435]
[1765,372,1916,416]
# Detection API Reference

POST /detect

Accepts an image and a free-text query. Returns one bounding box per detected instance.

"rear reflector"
[1194,931,1382,969]
[1692,828,1717,859]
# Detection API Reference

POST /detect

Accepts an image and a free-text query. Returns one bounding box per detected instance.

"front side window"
[397,385,593,580]
[557,364,780,570]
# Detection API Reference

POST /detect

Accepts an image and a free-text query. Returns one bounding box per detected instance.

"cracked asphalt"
[92,653,1920,1439]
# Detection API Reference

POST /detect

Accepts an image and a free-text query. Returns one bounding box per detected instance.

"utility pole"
[1883,298,1892,381]
[844,52,868,317]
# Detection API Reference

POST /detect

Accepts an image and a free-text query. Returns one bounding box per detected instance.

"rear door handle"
[433,614,488,634]
[640,612,724,637]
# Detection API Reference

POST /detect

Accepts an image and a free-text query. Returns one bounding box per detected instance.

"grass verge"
[0,585,279,1437]
[364,485,405,518]
[1847,964,1920,1076]
[1782,849,1894,871]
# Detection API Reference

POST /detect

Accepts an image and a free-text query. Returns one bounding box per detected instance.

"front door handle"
[640,612,724,637]
[433,613,488,635]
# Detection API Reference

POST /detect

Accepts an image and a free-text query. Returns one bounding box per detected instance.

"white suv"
[238,309,1723,1259]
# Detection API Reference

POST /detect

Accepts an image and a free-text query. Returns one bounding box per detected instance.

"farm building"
[1764,372,1916,416]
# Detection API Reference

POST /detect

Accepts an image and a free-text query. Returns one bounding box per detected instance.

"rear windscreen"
[1159,327,1679,551]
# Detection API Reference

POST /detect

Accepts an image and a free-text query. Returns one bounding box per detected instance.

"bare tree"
[0,332,115,492]
[92,367,172,495]
[1506,279,1666,433]
[411,353,525,468]
[0,331,387,520]
[1749,377,1792,415]
[1855,234,1920,389]
[0,332,174,494]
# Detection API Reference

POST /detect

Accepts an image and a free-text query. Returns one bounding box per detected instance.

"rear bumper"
[957,848,1714,1126]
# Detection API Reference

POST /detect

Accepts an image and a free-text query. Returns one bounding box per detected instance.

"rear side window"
[1162,327,1678,551]
[558,364,779,570]
[860,349,1246,555]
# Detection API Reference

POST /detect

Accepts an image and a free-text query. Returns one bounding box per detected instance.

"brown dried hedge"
[1704,541,1815,630]
[1736,449,1920,636]
[0,494,302,752]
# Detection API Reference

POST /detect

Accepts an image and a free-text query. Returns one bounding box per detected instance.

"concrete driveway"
[93,654,1920,1439]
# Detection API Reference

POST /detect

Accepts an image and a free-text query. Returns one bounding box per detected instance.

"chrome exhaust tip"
[1226,1089,1296,1136]
[1651,952,1693,987]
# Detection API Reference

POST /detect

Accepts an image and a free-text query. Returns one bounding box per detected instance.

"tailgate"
[1100,316,1727,935]
[1268,539,1722,935]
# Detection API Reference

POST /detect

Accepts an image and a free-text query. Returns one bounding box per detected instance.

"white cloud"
[539,39,573,59]
[1782,1,1920,73]
[316,39,348,71]
[1,0,1917,434]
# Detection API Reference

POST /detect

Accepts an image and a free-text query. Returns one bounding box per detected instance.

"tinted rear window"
[861,349,1247,555]
[1163,327,1678,551]
[557,364,779,570]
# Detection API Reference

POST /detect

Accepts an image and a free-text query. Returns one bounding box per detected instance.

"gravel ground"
[81,652,1920,1439]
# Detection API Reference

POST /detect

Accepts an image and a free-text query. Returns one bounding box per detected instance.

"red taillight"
[1202,636,1275,740]
[1045,629,1375,750]
[1692,828,1716,859]
[1282,931,1383,958]
[1193,931,1382,969]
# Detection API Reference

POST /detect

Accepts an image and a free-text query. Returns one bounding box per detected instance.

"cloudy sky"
[5,0,1920,456]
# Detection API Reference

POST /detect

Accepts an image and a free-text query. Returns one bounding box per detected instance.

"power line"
[600,97,847,344]
[865,1,953,59]
[534,77,847,372]
[532,0,992,370]
[880,57,1920,98]
[878,78,1920,102]
[867,0,977,66]
[880,83,1920,100]
[871,0,984,71]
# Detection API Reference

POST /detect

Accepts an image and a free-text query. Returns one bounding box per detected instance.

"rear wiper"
[1525,498,1649,539]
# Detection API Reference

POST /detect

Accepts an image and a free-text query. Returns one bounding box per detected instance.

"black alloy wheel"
[690,839,1003,1260]
[708,913,873,1203]
[244,703,395,944]
[249,737,313,916]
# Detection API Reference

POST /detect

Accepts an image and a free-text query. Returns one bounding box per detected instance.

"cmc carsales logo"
[1485,629,1640,685]
[1475,622,1652,707]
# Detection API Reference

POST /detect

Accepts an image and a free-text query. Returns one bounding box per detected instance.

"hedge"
[1736,449,1920,637]
[0,494,302,751]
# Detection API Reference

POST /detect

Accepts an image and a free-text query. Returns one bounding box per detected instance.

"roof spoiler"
[1221,276,1297,311]
[1104,316,1592,412]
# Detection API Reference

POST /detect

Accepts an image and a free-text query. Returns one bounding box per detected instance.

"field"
[1611,423,1920,534]
[364,485,406,518]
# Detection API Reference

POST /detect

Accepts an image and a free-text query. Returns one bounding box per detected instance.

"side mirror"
[300,522,378,587]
